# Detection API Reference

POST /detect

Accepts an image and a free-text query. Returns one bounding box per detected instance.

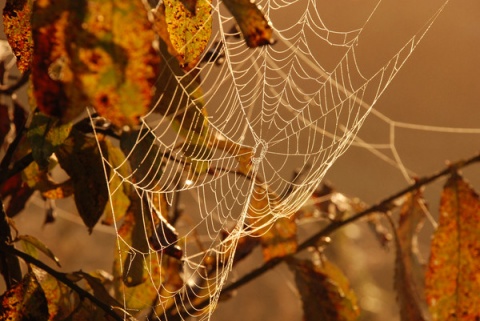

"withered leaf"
[289,258,360,321]
[222,0,274,48]
[395,191,429,321]
[0,271,49,321]
[3,0,33,72]
[0,104,10,147]
[425,172,480,321]
[56,129,109,232]
[247,185,297,261]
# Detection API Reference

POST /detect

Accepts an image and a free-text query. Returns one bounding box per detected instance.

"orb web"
[92,0,455,319]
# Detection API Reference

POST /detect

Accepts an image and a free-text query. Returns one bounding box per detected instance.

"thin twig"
[169,152,480,319]
[0,70,30,95]
[0,152,34,186]
[0,242,125,321]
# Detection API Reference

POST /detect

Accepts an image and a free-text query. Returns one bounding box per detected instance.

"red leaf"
[425,172,480,320]
[0,172,34,218]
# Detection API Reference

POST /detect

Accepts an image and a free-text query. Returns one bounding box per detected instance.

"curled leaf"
[425,172,480,320]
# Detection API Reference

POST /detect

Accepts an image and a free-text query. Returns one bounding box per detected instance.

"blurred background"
[1,0,479,320]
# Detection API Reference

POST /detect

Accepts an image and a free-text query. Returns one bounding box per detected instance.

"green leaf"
[394,191,429,321]
[222,0,274,48]
[289,258,360,321]
[3,0,33,72]
[425,172,480,321]
[31,0,159,126]
[0,271,49,321]
[161,0,212,70]
[56,129,109,232]
[17,234,61,267]
[27,113,72,168]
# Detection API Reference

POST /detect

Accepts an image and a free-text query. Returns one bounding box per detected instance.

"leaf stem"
[170,152,480,319]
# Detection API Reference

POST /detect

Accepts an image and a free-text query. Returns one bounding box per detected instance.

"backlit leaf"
[31,266,74,321]
[102,139,131,225]
[31,0,159,126]
[425,172,480,321]
[247,185,297,261]
[56,129,109,232]
[17,234,61,267]
[289,258,360,321]
[161,0,212,70]
[0,271,49,321]
[395,191,429,321]
[3,0,33,72]
[222,0,274,48]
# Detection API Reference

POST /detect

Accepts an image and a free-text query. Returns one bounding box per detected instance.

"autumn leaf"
[247,185,297,261]
[56,129,109,232]
[17,234,61,268]
[3,0,34,72]
[425,172,480,321]
[222,0,274,48]
[394,190,430,321]
[0,172,34,217]
[31,0,159,126]
[0,104,10,147]
[31,266,74,321]
[27,112,72,168]
[289,258,360,321]
[155,0,212,70]
[0,271,49,321]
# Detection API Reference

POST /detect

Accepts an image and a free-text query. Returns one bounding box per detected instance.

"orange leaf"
[425,172,480,320]
[395,190,429,321]
[289,258,360,321]
[247,185,297,261]
[3,0,33,72]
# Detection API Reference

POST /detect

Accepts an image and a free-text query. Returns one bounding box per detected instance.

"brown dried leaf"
[0,172,34,217]
[394,191,429,321]
[17,234,61,267]
[222,0,274,48]
[425,172,480,320]
[3,0,34,72]
[289,258,360,321]
[0,104,10,147]
[0,271,49,321]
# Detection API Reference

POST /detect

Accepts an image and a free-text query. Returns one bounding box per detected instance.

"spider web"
[92,0,461,319]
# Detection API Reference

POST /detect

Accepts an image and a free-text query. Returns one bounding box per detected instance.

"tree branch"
[0,242,125,321]
[169,152,480,320]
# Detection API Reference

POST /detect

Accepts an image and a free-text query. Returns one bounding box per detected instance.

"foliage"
[0,1,479,321]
